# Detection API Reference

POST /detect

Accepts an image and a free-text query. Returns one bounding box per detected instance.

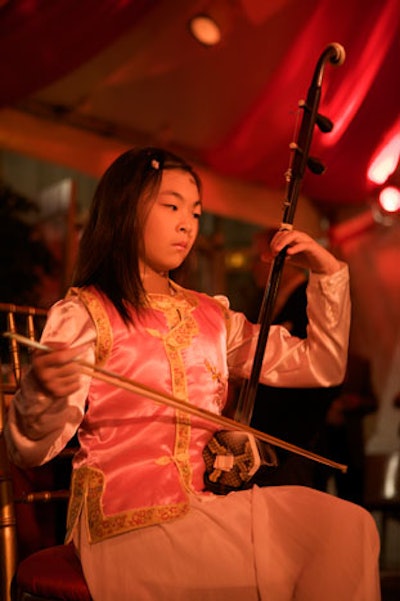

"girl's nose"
[178,216,191,233]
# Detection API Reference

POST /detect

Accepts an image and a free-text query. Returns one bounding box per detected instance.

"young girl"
[6,147,380,601]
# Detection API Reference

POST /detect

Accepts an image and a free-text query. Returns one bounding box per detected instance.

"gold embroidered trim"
[63,286,229,542]
[204,359,226,411]
[67,287,113,365]
[65,466,190,544]
[147,288,200,492]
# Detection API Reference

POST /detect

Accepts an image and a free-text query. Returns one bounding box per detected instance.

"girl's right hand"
[32,344,87,398]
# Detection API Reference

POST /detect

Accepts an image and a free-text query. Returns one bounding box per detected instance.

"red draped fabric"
[0,0,158,106]
[205,0,400,206]
[0,0,398,209]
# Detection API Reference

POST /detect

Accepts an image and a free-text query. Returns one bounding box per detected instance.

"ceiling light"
[188,1,238,46]
[367,128,400,185]
[188,14,222,46]
[378,186,400,214]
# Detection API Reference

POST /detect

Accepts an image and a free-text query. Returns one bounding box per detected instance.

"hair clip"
[151,159,160,170]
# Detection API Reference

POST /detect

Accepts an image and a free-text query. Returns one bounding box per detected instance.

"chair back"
[0,303,91,601]
[0,303,47,601]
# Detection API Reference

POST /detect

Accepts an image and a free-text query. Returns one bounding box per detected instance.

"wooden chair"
[0,303,91,601]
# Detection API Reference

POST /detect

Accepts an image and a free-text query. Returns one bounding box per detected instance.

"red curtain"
[205,0,400,206]
[0,0,398,207]
[0,0,158,106]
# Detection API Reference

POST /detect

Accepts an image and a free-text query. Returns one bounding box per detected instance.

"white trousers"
[74,485,381,601]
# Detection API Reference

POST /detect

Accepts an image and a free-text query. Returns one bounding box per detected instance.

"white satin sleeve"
[224,263,351,388]
[5,297,96,468]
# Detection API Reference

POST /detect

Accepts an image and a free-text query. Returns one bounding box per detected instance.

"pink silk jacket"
[6,267,350,543]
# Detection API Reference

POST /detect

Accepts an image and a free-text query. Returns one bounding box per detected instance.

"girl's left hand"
[270,229,341,275]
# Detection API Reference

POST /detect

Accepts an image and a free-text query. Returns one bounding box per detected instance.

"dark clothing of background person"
[247,280,340,490]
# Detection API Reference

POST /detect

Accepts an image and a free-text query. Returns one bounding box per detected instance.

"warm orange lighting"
[225,250,247,269]
[188,0,238,46]
[367,131,400,185]
[188,14,222,46]
[378,186,400,213]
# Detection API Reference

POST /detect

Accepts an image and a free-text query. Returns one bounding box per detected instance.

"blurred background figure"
[240,229,378,498]
[229,229,339,489]
[325,353,378,504]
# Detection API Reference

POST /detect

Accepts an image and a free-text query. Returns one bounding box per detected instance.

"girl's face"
[139,169,202,276]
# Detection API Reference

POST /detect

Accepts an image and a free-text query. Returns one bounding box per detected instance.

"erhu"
[203,42,346,494]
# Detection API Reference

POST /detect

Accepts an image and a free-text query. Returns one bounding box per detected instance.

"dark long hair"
[73,147,201,323]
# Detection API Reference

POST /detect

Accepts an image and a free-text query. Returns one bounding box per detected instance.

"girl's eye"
[193,212,202,220]
[164,204,178,211]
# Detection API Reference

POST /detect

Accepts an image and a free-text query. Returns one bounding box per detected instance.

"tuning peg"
[307,157,325,174]
[316,113,333,133]
[298,100,333,134]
